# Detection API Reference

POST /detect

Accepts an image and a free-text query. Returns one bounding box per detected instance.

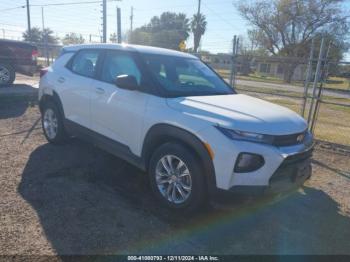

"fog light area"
[234,153,265,173]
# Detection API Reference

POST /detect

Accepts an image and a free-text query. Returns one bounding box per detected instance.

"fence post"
[234,37,239,86]
[229,35,237,87]
[310,41,332,133]
[307,37,325,127]
[301,38,314,117]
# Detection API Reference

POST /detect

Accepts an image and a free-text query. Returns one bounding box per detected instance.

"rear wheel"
[149,142,207,211]
[0,63,15,87]
[41,101,68,144]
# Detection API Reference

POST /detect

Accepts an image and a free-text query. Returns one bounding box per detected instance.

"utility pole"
[117,7,121,43]
[41,7,49,66]
[197,0,201,16]
[130,6,133,33]
[102,0,107,43]
[235,37,240,55]
[193,0,202,53]
[230,35,237,87]
[26,0,31,39]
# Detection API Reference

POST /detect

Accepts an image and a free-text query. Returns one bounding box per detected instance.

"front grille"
[284,148,313,165]
[272,131,307,146]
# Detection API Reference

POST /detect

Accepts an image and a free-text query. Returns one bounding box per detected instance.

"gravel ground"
[0,99,350,256]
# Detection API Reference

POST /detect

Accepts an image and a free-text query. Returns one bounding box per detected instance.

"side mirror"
[115,74,138,90]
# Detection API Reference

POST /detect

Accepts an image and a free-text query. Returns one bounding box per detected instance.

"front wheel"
[41,101,68,144]
[149,143,207,211]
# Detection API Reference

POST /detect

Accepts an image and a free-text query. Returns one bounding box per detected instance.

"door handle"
[95,87,105,94]
[57,77,65,83]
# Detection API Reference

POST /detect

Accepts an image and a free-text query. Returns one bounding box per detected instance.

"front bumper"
[197,127,314,192]
[227,148,312,195]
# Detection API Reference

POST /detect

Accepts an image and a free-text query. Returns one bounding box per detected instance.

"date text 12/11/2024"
[127,255,219,261]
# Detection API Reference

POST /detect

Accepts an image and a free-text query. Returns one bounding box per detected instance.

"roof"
[0,39,37,48]
[63,43,197,59]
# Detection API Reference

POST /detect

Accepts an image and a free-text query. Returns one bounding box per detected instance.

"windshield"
[140,53,235,97]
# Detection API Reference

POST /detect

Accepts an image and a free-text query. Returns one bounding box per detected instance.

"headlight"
[215,126,273,144]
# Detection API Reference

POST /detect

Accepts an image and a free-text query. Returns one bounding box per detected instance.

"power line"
[202,2,239,30]
[0,5,25,12]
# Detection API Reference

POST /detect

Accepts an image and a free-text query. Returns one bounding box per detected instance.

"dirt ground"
[0,98,350,256]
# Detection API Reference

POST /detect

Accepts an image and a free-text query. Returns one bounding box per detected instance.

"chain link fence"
[36,43,63,67]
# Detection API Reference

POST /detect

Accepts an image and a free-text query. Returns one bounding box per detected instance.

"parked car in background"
[0,39,38,86]
[38,44,314,211]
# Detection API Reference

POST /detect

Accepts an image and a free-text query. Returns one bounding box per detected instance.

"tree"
[237,0,349,82]
[23,27,42,43]
[42,28,58,45]
[129,29,152,46]
[129,12,190,50]
[62,33,85,45]
[22,27,58,45]
[191,13,207,53]
[110,33,117,43]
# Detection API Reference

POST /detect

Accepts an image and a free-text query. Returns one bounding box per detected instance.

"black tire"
[149,142,208,211]
[41,101,69,144]
[0,63,15,87]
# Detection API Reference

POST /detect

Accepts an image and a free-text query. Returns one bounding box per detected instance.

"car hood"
[166,94,307,135]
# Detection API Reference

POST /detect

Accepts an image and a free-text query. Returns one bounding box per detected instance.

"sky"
[0,0,349,60]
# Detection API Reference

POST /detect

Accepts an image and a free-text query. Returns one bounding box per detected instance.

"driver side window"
[176,62,214,88]
[101,51,141,85]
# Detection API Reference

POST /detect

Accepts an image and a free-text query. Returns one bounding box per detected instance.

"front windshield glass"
[141,53,235,97]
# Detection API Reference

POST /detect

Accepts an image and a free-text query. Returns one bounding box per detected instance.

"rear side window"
[70,50,99,78]
[101,51,141,85]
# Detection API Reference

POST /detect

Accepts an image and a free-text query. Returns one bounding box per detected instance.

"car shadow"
[0,83,38,95]
[0,84,37,119]
[0,100,30,119]
[18,140,350,255]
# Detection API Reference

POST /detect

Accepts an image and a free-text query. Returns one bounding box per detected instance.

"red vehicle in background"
[0,39,38,86]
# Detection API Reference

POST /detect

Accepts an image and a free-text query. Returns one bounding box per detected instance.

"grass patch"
[237,74,303,86]
[324,76,350,91]
[214,69,350,91]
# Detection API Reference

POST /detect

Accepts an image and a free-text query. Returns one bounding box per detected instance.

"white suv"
[39,44,313,210]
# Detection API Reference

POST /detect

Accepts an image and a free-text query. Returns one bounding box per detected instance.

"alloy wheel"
[43,108,58,140]
[0,66,10,85]
[155,155,192,204]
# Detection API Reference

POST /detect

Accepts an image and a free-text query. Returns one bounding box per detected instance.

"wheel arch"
[141,123,217,193]
[39,91,65,118]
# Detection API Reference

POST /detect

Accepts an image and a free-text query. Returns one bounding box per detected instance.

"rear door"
[56,49,101,128]
[90,50,150,154]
